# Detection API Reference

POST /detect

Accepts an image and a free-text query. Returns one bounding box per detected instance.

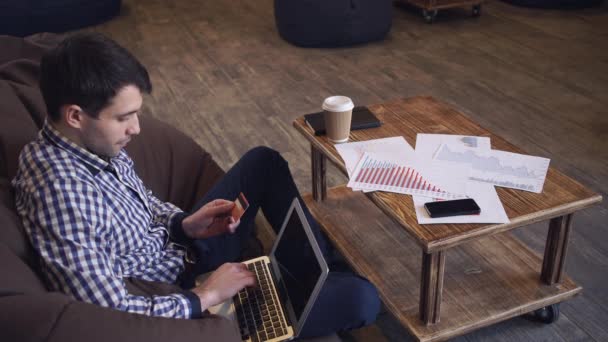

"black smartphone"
[424,198,481,218]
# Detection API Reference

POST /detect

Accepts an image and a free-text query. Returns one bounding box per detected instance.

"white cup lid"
[322,96,354,112]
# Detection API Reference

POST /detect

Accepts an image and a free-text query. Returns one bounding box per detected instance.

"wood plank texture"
[293,96,602,252]
[541,214,573,285]
[303,187,581,342]
[420,251,446,325]
[89,0,608,340]
[312,146,327,201]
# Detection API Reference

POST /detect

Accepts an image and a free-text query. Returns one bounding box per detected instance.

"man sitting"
[11,32,380,338]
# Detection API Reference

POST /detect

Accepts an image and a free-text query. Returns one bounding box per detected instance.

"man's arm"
[140,186,190,244]
[144,188,241,243]
[19,179,200,319]
[142,190,256,311]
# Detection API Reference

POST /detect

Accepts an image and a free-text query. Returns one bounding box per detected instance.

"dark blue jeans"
[189,146,380,338]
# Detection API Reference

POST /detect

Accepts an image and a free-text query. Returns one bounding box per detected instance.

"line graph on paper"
[434,144,550,193]
[347,153,469,199]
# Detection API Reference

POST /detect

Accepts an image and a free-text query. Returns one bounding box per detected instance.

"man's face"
[79,85,142,158]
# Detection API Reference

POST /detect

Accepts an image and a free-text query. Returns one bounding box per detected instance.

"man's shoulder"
[15,139,96,188]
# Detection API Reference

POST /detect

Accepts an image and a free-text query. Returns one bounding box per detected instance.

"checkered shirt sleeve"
[16,176,193,318]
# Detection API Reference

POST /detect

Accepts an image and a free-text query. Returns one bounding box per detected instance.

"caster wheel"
[472,4,481,17]
[423,9,438,23]
[525,304,560,324]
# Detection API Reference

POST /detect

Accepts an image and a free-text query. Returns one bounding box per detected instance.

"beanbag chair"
[0,0,122,37]
[274,0,392,47]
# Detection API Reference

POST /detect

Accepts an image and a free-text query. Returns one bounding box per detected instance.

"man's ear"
[62,104,85,129]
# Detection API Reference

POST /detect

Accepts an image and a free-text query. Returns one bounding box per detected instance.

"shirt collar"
[41,120,112,175]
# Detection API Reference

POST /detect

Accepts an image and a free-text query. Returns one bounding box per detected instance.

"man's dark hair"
[40,32,152,121]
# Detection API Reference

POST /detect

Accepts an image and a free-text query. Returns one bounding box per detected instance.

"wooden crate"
[398,0,484,23]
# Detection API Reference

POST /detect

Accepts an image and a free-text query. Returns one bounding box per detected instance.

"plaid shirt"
[12,121,200,318]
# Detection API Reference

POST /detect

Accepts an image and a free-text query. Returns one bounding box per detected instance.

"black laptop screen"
[273,209,323,321]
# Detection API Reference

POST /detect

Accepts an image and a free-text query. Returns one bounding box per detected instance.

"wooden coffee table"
[292,96,602,341]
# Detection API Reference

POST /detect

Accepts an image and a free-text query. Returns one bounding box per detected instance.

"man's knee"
[242,146,287,169]
[243,146,278,160]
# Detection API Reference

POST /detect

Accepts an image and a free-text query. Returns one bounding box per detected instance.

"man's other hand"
[182,199,240,239]
[192,263,256,311]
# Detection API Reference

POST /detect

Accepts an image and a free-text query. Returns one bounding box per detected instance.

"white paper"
[415,134,491,158]
[413,133,509,224]
[347,152,469,199]
[413,181,510,224]
[434,144,550,193]
[335,137,415,178]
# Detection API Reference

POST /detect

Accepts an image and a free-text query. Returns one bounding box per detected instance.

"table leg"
[311,145,327,202]
[419,250,446,325]
[541,214,573,285]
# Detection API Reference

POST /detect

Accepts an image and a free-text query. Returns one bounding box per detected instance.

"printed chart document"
[433,144,550,193]
[415,134,491,158]
[347,152,469,200]
[335,136,415,178]
[414,134,509,224]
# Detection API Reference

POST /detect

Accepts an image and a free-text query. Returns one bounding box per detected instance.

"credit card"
[231,192,249,221]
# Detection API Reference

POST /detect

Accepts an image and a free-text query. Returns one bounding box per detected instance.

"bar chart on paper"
[347,153,468,199]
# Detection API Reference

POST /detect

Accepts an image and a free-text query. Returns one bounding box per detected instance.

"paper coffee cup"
[322,96,354,143]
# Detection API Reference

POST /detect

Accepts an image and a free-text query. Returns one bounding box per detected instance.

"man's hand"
[182,199,240,239]
[192,263,257,311]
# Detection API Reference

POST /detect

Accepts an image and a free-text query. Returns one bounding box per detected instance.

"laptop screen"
[270,198,329,335]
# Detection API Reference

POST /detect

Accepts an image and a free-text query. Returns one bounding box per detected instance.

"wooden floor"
[89,0,607,340]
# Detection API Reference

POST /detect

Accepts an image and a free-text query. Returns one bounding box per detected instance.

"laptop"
[201,197,330,342]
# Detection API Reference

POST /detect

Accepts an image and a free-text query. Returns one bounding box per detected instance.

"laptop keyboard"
[235,260,289,342]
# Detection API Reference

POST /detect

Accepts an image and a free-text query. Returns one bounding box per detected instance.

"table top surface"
[293,96,602,252]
